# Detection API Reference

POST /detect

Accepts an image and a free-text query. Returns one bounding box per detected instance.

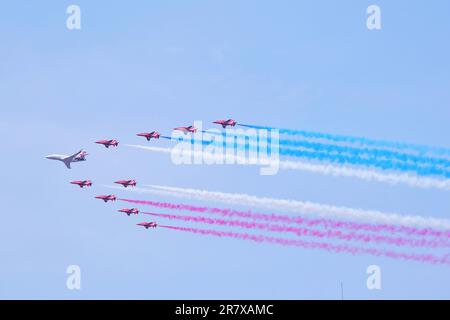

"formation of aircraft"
[114,179,137,188]
[47,118,236,230]
[70,180,92,188]
[95,139,119,148]
[46,119,234,167]
[137,222,157,229]
[174,125,197,134]
[213,119,237,128]
[136,131,161,141]
[95,194,117,202]
[45,150,88,169]
[118,208,139,216]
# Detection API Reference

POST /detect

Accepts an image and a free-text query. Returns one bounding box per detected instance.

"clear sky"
[1,1,450,299]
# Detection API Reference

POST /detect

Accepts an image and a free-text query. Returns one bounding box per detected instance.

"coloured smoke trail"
[125,145,450,190]
[277,138,450,168]
[119,198,450,239]
[237,124,450,157]
[158,224,450,266]
[186,135,450,178]
[206,129,450,169]
[142,211,450,248]
[117,184,450,229]
[278,147,450,178]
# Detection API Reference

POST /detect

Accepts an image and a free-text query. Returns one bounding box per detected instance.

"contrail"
[126,145,173,154]
[108,184,450,230]
[159,224,450,265]
[125,144,450,190]
[143,211,450,248]
[238,124,450,157]
[120,198,450,239]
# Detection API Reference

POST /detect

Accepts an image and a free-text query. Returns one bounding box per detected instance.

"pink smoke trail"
[119,198,450,239]
[159,224,450,266]
[143,211,450,248]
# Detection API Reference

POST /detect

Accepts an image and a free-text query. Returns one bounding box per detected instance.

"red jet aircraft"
[73,150,88,162]
[70,180,92,188]
[174,125,197,134]
[213,119,237,128]
[95,139,119,148]
[95,195,116,203]
[118,208,139,216]
[136,131,161,141]
[114,179,137,188]
[137,222,157,229]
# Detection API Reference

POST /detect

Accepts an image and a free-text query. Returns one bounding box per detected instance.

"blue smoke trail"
[175,136,450,178]
[238,124,450,157]
[279,139,450,169]
[205,130,450,169]
[279,147,450,179]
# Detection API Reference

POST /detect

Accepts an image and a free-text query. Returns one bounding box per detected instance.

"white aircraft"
[45,150,87,169]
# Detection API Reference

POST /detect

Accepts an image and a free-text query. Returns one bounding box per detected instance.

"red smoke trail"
[159,224,450,266]
[143,211,450,249]
[119,198,450,239]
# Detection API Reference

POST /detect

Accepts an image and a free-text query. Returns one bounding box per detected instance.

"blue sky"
[1,1,450,299]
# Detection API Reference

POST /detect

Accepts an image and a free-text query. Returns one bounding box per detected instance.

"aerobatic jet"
[213,119,237,128]
[74,150,88,162]
[174,125,197,134]
[45,149,88,169]
[137,222,157,229]
[118,208,139,216]
[95,139,119,148]
[136,131,161,141]
[70,180,92,188]
[114,179,137,188]
[95,195,116,202]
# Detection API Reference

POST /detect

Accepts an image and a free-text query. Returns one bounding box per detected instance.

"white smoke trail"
[126,145,172,154]
[125,144,450,190]
[280,160,450,190]
[105,184,450,230]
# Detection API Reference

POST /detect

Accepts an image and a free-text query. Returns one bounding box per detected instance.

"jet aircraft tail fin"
[62,150,83,169]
